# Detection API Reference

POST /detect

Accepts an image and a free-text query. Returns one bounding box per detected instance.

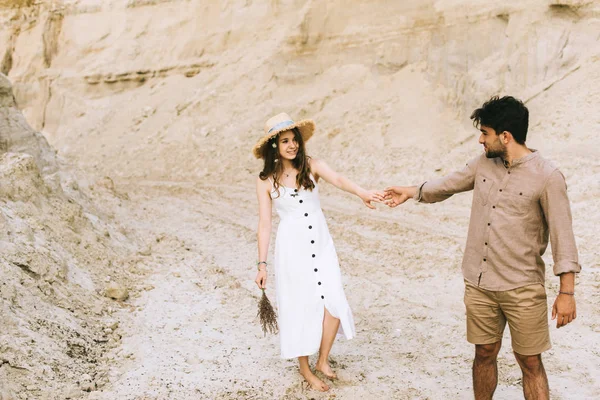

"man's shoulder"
[467,153,500,172]
[530,152,560,176]
[465,153,487,167]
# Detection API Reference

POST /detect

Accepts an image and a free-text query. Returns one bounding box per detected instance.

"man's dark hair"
[470,96,529,144]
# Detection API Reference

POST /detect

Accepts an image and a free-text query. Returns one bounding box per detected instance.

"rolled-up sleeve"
[415,156,479,203]
[540,169,581,275]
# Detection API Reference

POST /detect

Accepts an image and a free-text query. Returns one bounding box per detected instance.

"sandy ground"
[85,176,599,400]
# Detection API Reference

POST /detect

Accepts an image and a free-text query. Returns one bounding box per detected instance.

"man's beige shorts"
[464,281,551,356]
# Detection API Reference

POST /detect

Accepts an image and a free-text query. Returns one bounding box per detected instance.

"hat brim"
[253,119,315,159]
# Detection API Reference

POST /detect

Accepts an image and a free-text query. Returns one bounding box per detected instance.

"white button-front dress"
[270,176,356,359]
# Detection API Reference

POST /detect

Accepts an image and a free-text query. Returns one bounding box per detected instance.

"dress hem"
[280,335,355,359]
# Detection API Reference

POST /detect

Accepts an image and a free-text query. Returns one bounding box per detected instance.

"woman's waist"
[277,208,325,222]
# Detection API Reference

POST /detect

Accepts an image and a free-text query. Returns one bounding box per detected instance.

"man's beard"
[485,142,507,159]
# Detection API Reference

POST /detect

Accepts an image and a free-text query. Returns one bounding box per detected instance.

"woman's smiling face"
[278,130,298,161]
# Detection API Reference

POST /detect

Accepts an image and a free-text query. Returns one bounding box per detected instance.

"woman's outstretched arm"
[309,158,384,209]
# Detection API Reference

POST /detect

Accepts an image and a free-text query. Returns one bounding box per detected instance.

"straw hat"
[252,112,315,159]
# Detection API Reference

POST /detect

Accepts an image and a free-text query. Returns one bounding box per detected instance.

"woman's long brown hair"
[259,127,315,197]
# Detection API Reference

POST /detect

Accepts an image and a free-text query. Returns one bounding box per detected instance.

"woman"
[253,112,383,392]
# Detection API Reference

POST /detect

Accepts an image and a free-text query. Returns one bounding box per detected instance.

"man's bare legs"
[298,356,329,392]
[514,352,549,400]
[315,308,340,379]
[473,341,502,400]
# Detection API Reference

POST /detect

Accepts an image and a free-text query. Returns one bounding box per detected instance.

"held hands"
[552,293,576,328]
[360,189,386,209]
[358,185,415,208]
[383,186,416,208]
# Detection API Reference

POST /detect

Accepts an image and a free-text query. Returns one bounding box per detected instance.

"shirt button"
[309,225,312,229]
[299,200,303,203]
[305,213,308,217]
[321,295,325,299]
[294,189,298,192]
[312,254,316,258]
[311,240,315,244]
[318,282,322,285]
[314,268,318,272]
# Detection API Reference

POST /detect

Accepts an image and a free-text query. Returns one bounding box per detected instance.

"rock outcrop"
[0,74,56,175]
[0,72,138,398]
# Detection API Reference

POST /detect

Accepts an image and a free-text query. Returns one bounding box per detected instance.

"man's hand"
[384,186,417,208]
[552,294,577,328]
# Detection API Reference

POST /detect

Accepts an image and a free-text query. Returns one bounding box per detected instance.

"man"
[384,96,581,400]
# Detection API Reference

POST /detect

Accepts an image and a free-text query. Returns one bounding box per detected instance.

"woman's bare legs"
[316,308,340,379]
[299,356,329,391]
[298,308,340,390]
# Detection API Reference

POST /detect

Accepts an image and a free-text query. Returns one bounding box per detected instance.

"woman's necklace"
[283,168,296,178]
[282,168,298,194]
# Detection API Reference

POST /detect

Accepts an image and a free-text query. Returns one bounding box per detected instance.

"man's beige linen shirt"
[415,150,581,291]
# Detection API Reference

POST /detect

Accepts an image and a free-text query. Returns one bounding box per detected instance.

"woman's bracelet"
[559,291,574,296]
[257,261,267,271]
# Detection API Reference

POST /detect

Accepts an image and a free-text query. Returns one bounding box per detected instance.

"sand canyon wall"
[0,0,598,184]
